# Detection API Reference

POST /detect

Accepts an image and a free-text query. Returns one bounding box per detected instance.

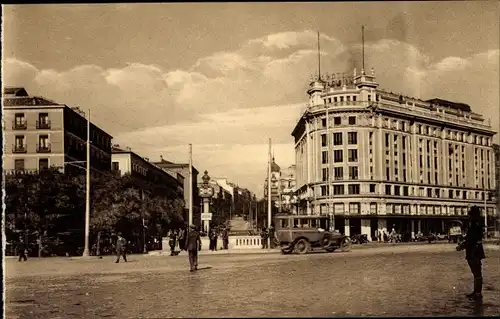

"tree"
[90,172,186,252]
[4,168,84,255]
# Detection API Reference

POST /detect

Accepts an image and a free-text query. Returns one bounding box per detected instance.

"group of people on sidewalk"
[167,225,230,254]
[208,227,229,251]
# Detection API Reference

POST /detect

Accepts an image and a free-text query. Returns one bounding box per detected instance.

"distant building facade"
[3,87,112,175]
[291,68,497,239]
[153,156,201,224]
[263,158,297,214]
[111,146,184,199]
[280,164,298,214]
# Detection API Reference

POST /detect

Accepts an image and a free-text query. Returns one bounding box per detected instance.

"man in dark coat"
[269,224,276,248]
[209,228,218,251]
[457,206,486,300]
[185,224,201,272]
[222,227,229,250]
[168,229,178,256]
[17,239,27,262]
[260,227,268,249]
[115,233,128,263]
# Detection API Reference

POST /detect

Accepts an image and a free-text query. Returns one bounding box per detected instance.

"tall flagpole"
[188,144,193,227]
[268,138,272,249]
[82,109,91,257]
[362,25,365,72]
[317,31,321,80]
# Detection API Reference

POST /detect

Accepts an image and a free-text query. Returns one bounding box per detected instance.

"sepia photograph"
[2,2,500,318]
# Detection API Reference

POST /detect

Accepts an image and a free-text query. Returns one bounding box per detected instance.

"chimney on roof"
[160,155,163,161]
[126,147,131,151]
[145,157,149,162]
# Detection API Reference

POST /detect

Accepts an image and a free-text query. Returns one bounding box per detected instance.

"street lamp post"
[82,109,91,257]
[64,108,91,257]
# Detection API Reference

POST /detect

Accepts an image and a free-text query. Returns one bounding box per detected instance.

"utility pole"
[82,109,91,257]
[188,144,193,227]
[268,138,272,249]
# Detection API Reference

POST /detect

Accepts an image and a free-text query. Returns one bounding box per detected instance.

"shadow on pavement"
[196,266,212,271]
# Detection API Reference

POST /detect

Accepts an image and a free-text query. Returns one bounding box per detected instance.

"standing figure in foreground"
[456,205,485,300]
[115,233,128,263]
[185,224,201,272]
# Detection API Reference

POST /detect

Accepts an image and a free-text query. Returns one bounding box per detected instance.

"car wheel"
[340,237,352,252]
[294,239,311,254]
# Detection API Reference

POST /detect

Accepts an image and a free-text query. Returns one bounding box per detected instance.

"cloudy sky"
[3,2,499,196]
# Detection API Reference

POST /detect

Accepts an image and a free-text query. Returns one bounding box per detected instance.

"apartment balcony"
[36,120,51,129]
[12,145,27,153]
[37,143,52,153]
[12,122,27,130]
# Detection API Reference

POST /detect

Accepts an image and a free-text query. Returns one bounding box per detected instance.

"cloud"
[3,31,498,194]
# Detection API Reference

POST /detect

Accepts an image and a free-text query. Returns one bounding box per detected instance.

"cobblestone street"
[5,244,500,318]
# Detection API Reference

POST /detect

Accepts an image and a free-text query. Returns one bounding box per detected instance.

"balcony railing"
[12,121,27,130]
[37,143,52,153]
[36,120,51,129]
[12,144,27,153]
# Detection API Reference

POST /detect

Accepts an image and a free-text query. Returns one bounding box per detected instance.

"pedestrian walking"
[261,227,268,249]
[168,229,178,256]
[17,239,28,262]
[456,205,486,300]
[115,233,128,263]
[185,224,201,272]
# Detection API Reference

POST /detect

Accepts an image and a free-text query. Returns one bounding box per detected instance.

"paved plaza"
[5,244,500,318]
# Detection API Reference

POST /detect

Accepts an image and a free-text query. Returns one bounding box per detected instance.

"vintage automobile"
[273,215,352,254]
[447,220,464,243]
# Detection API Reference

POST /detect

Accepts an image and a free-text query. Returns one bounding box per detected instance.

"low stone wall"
[164,235,264,251]
[230,236,262,249]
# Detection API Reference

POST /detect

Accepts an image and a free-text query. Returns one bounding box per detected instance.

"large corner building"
[3,87,112,175]
[291,68,497,239]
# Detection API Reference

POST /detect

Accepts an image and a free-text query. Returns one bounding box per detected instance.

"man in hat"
[17,239,28,262]
[456,205,486,300]
[115,232,128,263]
[185,224,201,272]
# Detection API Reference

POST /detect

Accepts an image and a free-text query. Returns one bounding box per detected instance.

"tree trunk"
[96,231,101,256]
[37,234,42,258]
